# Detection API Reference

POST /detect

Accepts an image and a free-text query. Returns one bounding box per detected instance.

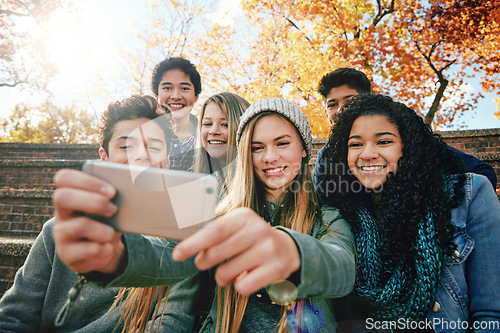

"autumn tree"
[0,0,67,91]
[115,0,217,98]
[123,0,499,136]
[236,0,500,134]
[1,101,98,143]
[495,98,500,121]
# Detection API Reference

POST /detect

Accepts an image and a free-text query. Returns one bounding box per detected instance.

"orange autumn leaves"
[139,0,500,136]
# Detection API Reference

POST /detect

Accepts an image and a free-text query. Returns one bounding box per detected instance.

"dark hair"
[317,68,371,98]
[151,57,202,96]
[320,94,466,259]
[99,95,173,154]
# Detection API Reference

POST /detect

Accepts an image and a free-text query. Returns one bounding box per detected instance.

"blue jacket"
[428,173,500,332]
[333,174,500,333]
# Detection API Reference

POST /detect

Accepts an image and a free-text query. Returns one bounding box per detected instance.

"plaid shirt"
[169,114,198,171]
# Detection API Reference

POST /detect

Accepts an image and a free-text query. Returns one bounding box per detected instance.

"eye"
[348,142,362,148]
[148,146,162,152]
[221,122,229,128]
[163,86,172,91]
[202,122,212,127]
[378,139,393,145]
[120,145,133,149]
[181,87,191,91]
[251,146,263,152]
[277,141,290,147]
[327,102,338,109]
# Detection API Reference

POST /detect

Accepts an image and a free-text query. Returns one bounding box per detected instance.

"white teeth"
[360,165,384,171]
[169,104,184,108]
[264,167,285,174]
[209,140,226,145]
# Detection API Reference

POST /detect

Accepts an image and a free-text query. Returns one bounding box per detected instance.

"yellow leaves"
[122,0,500,132]
[494,98,500,121]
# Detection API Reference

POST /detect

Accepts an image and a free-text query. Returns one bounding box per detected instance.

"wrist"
[275,228,301,274]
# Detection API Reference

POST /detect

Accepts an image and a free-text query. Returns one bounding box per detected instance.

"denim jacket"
[333,173,500,333]
[427,173,500,332]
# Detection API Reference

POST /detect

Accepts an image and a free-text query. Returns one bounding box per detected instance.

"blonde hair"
[111,286,169,333]
[193,93,250,195]
[215,112,319,333]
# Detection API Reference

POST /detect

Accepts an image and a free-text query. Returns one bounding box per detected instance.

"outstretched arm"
[172,206,356,299]
[172,207,300,296]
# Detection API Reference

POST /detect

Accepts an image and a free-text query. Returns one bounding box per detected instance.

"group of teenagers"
[0,57,499,333]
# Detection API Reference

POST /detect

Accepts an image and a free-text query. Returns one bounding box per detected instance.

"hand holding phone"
[82,160,218,240]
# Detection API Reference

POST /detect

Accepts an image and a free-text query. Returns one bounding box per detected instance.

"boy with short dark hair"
[0,95,172,332]
[151,57,202,170]
[314,68,497,201]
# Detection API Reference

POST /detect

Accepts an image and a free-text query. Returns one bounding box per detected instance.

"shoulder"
[316,145,327,161]
[462,172,497,199]
[450,173,499,228]
[318,206,352,236]
[189,113,198,125]
[320,205,341,222]
[40,218,55,234]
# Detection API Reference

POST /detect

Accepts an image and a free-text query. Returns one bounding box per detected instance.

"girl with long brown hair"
[172,97,356,332]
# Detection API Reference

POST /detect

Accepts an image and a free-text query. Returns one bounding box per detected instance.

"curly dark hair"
[151,57,202,97]
[99,95,173,154]
[320,94,466,261]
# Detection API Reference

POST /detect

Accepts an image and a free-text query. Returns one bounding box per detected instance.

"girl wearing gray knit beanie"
[173,97,356,332]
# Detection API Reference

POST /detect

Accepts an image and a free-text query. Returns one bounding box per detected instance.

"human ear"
[99,147,109,161]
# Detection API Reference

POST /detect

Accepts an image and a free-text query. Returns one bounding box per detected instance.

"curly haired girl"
[318,94,500,332]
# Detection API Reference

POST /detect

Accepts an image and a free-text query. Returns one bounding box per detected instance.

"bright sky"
[1,0,499,132]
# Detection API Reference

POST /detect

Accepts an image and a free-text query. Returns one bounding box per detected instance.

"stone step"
[0,189,53,238]
[0,236,35,298]
[0,159,91,190]
[0,142,99,160]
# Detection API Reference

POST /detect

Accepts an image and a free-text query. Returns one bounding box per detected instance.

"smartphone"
[82,160,218,240]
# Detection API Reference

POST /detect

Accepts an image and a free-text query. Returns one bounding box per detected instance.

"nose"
[208,124,221,135]
[132,145,150,163]
[171,88,181,99]
[262,147,279,163]
[359,144,379,160]
[327,107,341,125]
[332,108,341,123]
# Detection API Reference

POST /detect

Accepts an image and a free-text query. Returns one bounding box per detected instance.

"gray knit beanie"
[236,97,312,156]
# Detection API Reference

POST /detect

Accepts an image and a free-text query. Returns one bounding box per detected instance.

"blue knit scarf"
[354,207,443,320]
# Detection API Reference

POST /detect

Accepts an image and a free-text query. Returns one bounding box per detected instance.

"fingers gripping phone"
[82,160,218,240]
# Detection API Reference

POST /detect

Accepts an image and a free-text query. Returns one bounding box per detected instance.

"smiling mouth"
[263,167,286,174]
[168,103,185,109]
[358,165,387,171]
[208,140,226,145]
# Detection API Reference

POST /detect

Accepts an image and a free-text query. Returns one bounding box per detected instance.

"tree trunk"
[425,78,448,125]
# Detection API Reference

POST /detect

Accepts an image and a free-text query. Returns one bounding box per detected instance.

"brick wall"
[440,129,500,182]
[0,143,99,296]
[311,128,500,190]
[0,142,99,160]
[0,130,498,297]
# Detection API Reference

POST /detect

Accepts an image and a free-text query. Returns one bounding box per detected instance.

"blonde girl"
[193,92,250,197]
[174,97,356,332]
